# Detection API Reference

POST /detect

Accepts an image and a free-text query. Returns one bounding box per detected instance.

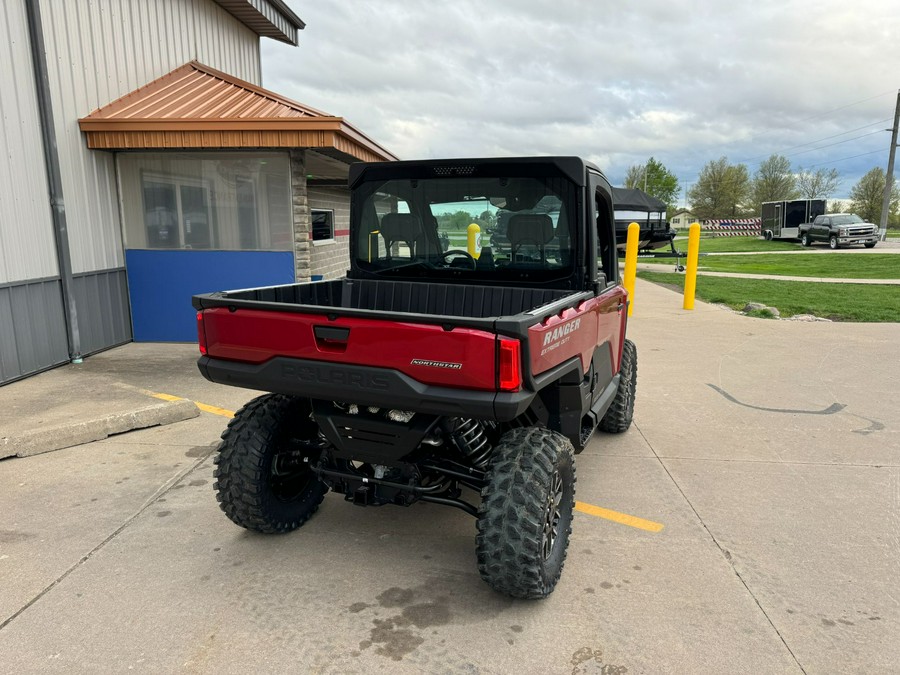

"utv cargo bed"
[193,277,578,324]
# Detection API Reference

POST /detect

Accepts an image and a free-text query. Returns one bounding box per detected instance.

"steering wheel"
[440,249,476,269]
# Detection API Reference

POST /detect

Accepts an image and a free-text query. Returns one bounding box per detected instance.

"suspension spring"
[450,418,494,470]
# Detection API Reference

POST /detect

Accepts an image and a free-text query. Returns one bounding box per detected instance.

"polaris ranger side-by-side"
[193,157,637,599]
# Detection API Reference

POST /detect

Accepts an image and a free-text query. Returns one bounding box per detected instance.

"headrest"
[379,213,422,242]
[507,213,554,248]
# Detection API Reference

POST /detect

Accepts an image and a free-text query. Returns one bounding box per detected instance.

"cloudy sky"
[261,1,899,203]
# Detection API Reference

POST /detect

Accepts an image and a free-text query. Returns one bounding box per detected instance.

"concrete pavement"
[1,280,898,673]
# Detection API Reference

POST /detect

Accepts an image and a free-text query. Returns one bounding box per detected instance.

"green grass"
[636,270,900,322]
[641,253,900,278]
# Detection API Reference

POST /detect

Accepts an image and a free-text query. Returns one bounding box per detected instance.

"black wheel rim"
[542,471,564,560]
[271,451,314,502]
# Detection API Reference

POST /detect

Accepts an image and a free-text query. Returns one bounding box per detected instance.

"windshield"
[831,215,863,225]
[353,175,578,284]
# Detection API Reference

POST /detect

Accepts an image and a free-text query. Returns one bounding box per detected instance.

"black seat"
[507,213,555,265]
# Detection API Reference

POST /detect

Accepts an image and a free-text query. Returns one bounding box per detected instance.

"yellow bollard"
[623,222,640,316]
[683,222,701,310]
[467,223,482,259]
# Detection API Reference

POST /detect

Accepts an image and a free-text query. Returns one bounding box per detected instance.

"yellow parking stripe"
[194,402,235,418]
[149,392,183,402]
[575,501,664,532]
[149,392,235,418]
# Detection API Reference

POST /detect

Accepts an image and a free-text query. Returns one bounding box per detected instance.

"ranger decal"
[541,318,581,355]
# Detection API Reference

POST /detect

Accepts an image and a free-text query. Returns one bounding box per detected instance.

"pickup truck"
[193,156,636,599]
[799,213,878,249]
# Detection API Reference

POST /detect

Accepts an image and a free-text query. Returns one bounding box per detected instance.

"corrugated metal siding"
[71,268,132,354]
[38,0,262,275]
[0,280,69,384]
[250,0,300,41]
[0,0,59,284]
[214,0,300,44]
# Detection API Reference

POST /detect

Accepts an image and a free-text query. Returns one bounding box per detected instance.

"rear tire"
[599,339,637,433]
[476,427,576,599]
[214,394,327,534]
[801,233,810,247]
[829,235,839,250]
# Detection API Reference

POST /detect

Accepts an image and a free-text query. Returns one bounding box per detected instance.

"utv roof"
[349,156,604,189]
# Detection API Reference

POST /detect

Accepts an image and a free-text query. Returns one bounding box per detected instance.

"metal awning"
[213,0,305,45]
[78,61,397,164]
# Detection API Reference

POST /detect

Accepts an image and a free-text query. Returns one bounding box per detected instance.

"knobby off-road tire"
[476,427,576,599]
[598,338,637,433]
[214,394,327,534]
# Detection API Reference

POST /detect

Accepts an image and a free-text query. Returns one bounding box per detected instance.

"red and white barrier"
[702,218,761,237]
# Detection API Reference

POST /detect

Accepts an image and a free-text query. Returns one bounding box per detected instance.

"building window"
[142,176,213,248]
[118,152,292,251]
[311,209,334,241]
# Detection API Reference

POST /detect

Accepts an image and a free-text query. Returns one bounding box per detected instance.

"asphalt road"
[1,280,897,674]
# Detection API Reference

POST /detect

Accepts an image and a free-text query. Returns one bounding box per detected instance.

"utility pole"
[878,90,899,241]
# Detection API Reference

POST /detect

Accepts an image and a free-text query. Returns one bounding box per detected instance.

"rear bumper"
[198,355,534,421]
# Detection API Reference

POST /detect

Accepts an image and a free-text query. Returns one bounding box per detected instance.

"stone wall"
[290,150,353,281]
[289,150,310,281]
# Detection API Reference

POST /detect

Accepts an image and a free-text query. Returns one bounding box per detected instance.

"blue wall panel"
[125,250,295,342]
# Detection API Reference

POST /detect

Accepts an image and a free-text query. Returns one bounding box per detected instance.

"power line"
[790,89,897,124]
[737,89,897,149]
[740,118,892,163]
[804,148,886,169]
[784,129,888,160]
[680,131,889,183]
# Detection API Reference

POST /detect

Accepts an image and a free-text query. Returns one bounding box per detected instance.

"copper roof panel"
[79,61,397,162]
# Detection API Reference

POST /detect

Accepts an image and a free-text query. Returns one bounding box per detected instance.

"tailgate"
[199,307,500,391]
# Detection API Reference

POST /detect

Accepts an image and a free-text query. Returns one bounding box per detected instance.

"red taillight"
[498,338,522,392]
[196,311,208,355]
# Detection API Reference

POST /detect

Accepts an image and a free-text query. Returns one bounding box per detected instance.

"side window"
[311,209,334,241]
[595,190,615,282]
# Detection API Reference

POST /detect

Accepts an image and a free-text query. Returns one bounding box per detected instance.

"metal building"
[0,0,395,383]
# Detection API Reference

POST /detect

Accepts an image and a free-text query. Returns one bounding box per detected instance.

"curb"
[0,399,201,459]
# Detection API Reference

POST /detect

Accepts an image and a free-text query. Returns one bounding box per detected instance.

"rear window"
[353,175,578,284]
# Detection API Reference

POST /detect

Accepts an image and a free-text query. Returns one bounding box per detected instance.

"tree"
[623,157,680,211]
[750,154,798,212]
[827,200,846,214]
[849,167,899,224]
[436,210,479,231]
[688,157,752,220]
[796,167,841,199]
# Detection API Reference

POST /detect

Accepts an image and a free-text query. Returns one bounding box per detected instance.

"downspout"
[24,0,81,361]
